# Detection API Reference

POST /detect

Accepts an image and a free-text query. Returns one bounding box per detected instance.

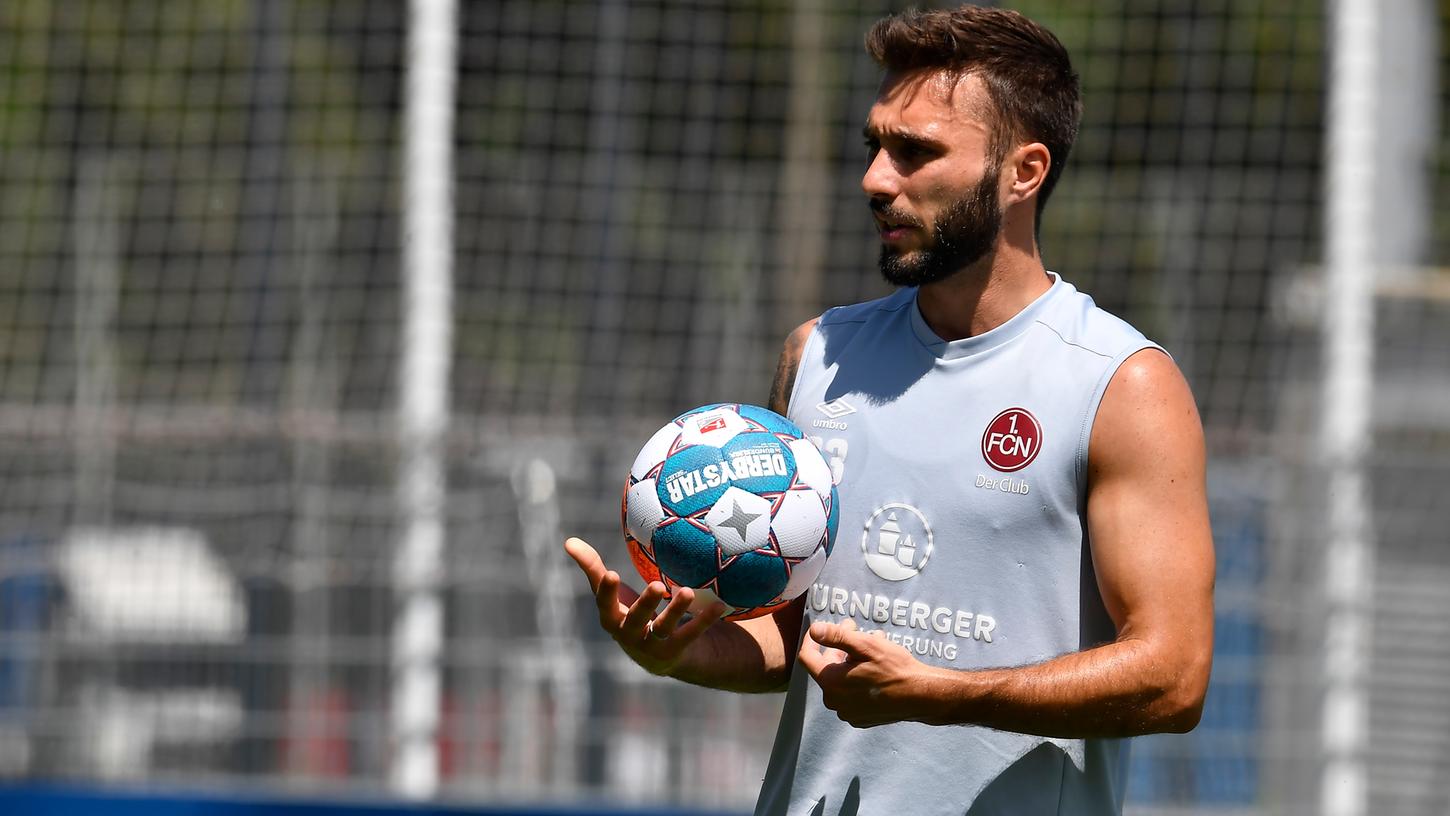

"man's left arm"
[798,349,1215,737]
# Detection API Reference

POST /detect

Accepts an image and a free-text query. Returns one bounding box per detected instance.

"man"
[565,6,1214,814]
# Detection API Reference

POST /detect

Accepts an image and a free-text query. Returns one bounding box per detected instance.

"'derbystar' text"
[664,450,788,503]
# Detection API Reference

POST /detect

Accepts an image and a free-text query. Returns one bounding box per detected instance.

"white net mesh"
[1,0,1448,813]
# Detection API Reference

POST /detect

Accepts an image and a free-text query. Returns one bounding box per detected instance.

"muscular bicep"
[768,318,818,416]
[1086,350,1214,696]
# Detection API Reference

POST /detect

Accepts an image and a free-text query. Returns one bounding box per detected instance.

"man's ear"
[1005,142,1051,207]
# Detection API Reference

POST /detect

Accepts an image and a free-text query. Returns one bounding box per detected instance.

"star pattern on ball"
[716,498,761,546]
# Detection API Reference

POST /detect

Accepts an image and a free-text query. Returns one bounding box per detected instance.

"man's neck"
[916,242,1051,342]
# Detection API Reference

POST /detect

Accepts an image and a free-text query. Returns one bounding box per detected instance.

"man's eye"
[898,143,930,161]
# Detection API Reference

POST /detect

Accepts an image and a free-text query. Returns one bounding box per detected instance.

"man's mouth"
[871,203,921,241]
[876,216,917,242]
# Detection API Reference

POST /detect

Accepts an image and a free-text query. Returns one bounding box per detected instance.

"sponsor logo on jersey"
[806,582,998,661]
[861,503,932,581]
[981,407,1042,472]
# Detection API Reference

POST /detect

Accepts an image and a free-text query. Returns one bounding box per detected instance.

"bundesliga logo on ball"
[622,404,840,621]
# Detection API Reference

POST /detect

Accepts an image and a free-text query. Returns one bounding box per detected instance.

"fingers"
[620,581,668,638]
[809,620,867,656]
[564,535,735,652]
[564,537,606,592]
[670,596,730,642]
[570,537,646,630]
[823,618,859,662]
[799,619,877,679]
[594,569,626,627]
[648,587,697,639]
[797,627,829,678]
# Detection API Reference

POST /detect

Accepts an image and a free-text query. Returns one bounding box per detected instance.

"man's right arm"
[766,318,817,421]
[564,317,819,694]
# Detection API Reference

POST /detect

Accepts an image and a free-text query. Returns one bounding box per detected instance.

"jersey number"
[807,436,848,485]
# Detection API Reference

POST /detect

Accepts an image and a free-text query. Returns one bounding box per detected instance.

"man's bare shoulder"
[1088,347,1205,481]
[768,318,819,415]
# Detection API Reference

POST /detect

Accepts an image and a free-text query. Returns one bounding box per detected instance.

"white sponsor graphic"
[973,473,1031,495]
[861,503,932,581]
[807,581,999,661]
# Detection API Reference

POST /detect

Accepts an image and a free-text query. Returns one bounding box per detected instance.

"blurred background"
[0,0,1447,814]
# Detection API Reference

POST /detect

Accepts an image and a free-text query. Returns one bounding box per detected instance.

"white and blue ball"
[622,403,839,621]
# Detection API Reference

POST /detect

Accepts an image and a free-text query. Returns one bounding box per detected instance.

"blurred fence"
[1,1,1448,813]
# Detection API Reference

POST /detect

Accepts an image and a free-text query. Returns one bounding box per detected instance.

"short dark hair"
[866,5,1081,219]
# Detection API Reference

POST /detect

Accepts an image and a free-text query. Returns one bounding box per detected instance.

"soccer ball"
[622,403,839,621]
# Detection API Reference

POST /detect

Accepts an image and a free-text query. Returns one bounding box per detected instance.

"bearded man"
[567,6,1215,814]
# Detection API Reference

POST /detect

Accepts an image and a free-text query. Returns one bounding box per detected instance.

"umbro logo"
[813,398,855,430]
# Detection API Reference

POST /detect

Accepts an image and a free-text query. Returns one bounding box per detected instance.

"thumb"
[809,620,864,652]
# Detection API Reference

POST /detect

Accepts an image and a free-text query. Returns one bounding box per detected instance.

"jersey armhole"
[784,317,826,419]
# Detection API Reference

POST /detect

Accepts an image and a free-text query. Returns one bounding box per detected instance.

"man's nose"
[861,149,901,201]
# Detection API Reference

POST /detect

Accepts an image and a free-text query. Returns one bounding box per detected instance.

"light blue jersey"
[755,273,1160,816]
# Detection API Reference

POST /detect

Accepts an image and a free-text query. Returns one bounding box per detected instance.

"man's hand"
[797,618,937,728]
[564,536,728,676]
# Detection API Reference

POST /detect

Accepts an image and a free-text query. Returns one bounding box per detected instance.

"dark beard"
[875,168,1002,288]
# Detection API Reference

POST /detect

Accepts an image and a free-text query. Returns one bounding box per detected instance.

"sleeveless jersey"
[754,273,1160,816]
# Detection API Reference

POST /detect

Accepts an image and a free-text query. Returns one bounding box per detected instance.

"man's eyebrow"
[861,125,945,149]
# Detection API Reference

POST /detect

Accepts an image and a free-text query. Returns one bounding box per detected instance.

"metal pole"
[1320,1,1376,814]
[775,0,831,339]
[392,0,456,798]
[288,171,339,780]
[73,155,119,529]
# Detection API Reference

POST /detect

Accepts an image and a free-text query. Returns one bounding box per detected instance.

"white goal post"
[1320,0,1377,814]
[392,0,457,799]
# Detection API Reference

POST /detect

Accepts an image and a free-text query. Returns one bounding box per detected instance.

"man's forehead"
[864,71,991,147]
[867,69,992,134]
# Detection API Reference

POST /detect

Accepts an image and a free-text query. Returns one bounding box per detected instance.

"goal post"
[1318,0,1376,806]
[392,0,458,799]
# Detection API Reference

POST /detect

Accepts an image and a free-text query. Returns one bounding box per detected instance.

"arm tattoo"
[768,322,812,415]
